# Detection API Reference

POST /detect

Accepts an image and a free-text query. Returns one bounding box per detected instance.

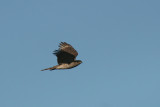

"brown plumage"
[41,42,82,71]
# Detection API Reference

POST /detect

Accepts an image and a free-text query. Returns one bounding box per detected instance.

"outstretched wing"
[53,42,78,64]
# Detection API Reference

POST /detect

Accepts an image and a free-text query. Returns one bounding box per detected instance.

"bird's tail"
[41,66,56,71]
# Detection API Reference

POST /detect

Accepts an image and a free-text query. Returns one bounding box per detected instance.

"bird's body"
[41,42,82,71]
[56,61,82,69]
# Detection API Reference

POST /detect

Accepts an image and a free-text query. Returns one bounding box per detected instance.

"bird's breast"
[56,62,80,69]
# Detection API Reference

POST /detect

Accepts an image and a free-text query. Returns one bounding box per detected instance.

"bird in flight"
[41,42,82,71]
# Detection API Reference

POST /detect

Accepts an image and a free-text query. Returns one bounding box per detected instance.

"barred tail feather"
[41,66,56,71]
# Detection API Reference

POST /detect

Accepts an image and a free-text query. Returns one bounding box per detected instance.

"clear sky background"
[0,0,160,107]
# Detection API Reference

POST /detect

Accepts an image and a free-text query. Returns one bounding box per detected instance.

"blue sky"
[0,0,160,107]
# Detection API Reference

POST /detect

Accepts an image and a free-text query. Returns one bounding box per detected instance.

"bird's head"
[75,60,82,65]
